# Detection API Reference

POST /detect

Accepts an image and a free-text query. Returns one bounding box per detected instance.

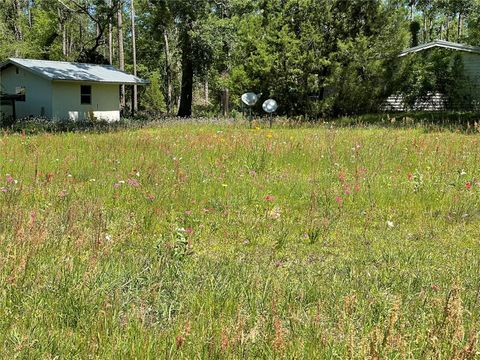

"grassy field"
[1,122,480,359]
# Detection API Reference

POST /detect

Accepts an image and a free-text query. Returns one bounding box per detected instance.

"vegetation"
[1,122,480,358]
[2,1,480,117]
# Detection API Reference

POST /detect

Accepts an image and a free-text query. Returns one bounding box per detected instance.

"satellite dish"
[262,99,278,113]
[241,92,260,107]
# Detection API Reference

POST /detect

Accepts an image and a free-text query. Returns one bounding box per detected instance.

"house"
[0,58,147,122]
[384,40,480,111]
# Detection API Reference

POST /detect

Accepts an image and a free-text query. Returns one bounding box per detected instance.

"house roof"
[0,58,148,85]
[399,40,480,57]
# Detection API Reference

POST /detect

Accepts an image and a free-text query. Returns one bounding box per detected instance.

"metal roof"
[399,40,480,57]
[0,58,148,85]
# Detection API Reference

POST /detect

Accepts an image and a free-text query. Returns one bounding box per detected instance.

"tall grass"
[1,122,480,358]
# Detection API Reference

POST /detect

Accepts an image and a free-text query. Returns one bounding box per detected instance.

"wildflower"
[184,210,192,216]
[335,196,343,204]
[89,179,96,182]
[222,183,228,187]
[113,183,121,189]
[265,195,275,201]
[105,234,113,242]
[466,181,472,190]
[67,174,73,178]
[387,220,394,228]
[1,187,7,193]
[127,178,140,187]
[6,174,14,183]
[269,206,282,220]
[407,173,413,181]
[185,227,193,234]
[460,169,467,176]
[146,194,155,201]
[58,190,67,198]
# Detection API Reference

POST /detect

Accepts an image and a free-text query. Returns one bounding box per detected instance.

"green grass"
[1,122,480,359]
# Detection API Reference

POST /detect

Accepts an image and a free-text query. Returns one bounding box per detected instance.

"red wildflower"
[466,181,472,190]
[407,173,413,181]
[265,195,274,201]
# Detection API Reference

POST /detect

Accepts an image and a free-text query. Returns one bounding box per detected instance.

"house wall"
[0,65,52,118]
[51,82,120,122]
[461,53,480,103]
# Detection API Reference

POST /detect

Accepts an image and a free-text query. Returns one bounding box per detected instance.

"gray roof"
[0,58,148,85]
[399,40,480,57]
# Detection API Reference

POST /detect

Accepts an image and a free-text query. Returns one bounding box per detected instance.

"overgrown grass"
[1,122,480,358]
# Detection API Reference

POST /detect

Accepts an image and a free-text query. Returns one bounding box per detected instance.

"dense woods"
[1,0,480,117]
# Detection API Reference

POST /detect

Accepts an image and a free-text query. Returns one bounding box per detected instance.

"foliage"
[393,48,475,110]
[141,70,166,113]
[0,0,480,116]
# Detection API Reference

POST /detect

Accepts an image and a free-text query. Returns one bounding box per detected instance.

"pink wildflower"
[265,195,275,201]
[6,174,14,183]
[127,178,140,187]
[1,187,7,193]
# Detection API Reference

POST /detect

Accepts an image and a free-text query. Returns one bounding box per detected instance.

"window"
[15,87,26,102]
[81,85,91,104]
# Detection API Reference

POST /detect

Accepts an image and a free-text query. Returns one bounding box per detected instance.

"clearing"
[1,123,479,358]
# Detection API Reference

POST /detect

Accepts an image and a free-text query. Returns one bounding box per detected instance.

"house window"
[15,87,26,101]
[81,85,91,104]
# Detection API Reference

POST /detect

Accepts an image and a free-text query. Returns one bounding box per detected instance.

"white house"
[384,40,480,111]
[0,58,147,122]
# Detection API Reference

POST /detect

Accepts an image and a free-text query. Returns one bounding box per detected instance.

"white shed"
[0,58,147,122]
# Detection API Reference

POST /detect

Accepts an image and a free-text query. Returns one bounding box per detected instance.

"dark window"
[81,85,91,104]
[15,67,19,74]
[15,87,26,101]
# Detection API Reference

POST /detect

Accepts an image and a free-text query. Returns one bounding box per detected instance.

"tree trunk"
[458,13,463,40]
[131,0,138,112]
[163,30,173,114]
[108,0,113,64]
[446,16,450,41]
[422,14,427,43]
[177,29,193,118]
[12,0,23,40]
[222,88,229,117]
[117,1,125,111]
[204,78,209,105]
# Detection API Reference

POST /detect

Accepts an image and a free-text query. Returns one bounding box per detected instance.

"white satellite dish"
[241,92,260,107]
[262,99,278,113]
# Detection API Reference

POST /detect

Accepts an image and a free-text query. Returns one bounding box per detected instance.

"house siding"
[51,82,120,122]
[461,53,480,104]
[0,65,52,118]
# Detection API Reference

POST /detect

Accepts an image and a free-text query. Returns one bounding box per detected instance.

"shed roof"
[399,40,480,57]
[0,58,148,85]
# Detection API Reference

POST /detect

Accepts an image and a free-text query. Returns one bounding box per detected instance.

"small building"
[384,40,480,112]
[0,58,147,122]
